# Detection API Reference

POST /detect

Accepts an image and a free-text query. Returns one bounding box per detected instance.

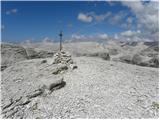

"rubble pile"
[48,51,77,72]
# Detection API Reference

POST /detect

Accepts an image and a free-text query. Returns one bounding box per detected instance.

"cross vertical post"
[59,30,63,51]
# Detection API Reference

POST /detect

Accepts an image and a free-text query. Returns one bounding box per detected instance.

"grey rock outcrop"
[118,53,159,68]
[2,56,158,118]
[41,76,65,91]
[25,47,54,59]
[1,43,29,71]
[1,43,55,71]
[1,58,66,118]
[1,50,77,118]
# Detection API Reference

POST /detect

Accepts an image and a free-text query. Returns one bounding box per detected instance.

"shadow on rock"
[50,81,66,92]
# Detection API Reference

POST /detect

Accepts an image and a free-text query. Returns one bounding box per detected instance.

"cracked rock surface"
[1,51,77,118]
[1,55,158,118]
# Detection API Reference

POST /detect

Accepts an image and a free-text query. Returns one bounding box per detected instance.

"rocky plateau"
[1,40,159,118]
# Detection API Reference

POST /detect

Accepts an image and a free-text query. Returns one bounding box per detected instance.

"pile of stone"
[48,51,77,72]
[53,51,73,64]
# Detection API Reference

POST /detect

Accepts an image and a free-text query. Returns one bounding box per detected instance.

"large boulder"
[132,54,142,65]
[41,76,65,91]
[1,43,29,70]
[118,53,159,68]
[140,46,158,57]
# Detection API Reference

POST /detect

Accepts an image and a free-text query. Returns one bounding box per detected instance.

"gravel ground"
[1,56,159,118]
[20,56,159,119]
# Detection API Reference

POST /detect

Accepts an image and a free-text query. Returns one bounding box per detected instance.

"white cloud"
[121,1,159,41]
[121,1,144,14]
[108,10,128,25]
[6,8,18,15]
[126,17,133,24]
[107,1,116,6]
[23,39,34,44]
[78,13,93,23]
[77,12,111,23]
[71,34,86,40]
[91,12,111,22]
[114,30,145,42]
[120,30,137,37]
[42,37,53,42]
[71,33,109,41]
[114,34,118,40]
[43,37,49,42]
[98,33,108,39]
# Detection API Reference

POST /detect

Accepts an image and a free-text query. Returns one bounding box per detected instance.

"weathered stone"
[132,54,142,65]
[27,90,43,99]
[2,99,14,110]
[41,76,64,91]
[1,43,28,70]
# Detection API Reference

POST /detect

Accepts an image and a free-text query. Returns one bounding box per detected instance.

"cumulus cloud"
[78,13,93,23]
[43,37,49,42]
[71,34,86,40]
[121,1,159,41]
[114,34,119,40]
[76,1,158,41]
[114,30,147,42]
[107,1,117,6]
[119,16,134,29]
[42,37,53,42]
[91,12,111,22]
[77,10,127,25]
[98,33,108,39]
[109,10,128,25]
[71,33,109,41]
[77,12,111,23]
[6,8,18,15]
[120,30,140,37]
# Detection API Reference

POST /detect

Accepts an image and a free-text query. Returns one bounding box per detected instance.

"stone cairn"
[48,51,77,75]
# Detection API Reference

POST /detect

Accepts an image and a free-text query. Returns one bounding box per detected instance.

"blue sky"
[1,1,159,42]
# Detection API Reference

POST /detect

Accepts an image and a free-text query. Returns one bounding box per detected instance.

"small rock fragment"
[70,64,78,70]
